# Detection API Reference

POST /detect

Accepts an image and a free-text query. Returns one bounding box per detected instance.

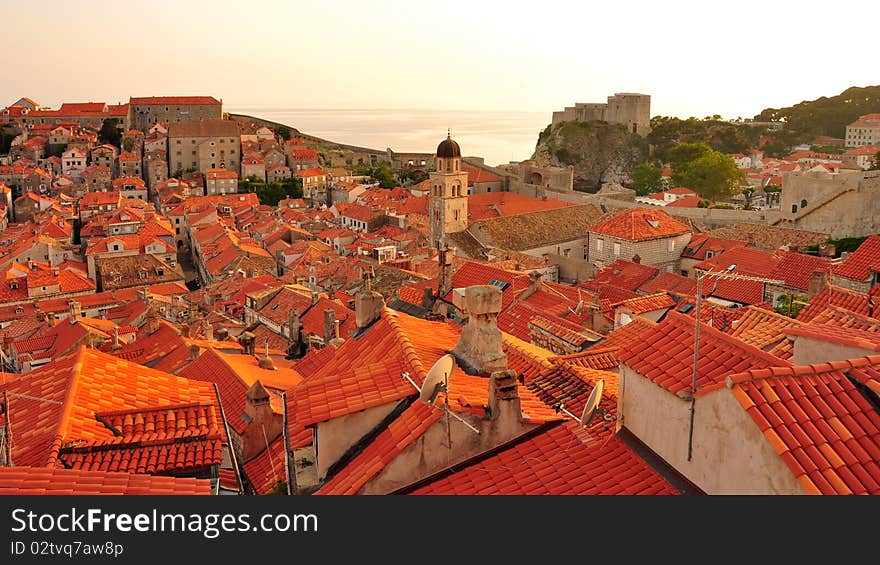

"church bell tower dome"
[436,132,461,159]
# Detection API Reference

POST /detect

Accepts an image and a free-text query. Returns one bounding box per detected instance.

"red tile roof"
[769,251,832,291]
[130,96,220,105]
[242,435,287,495]
[316,400,443,495]
[588,208,691,241]
[585,259,659,292]
[638,271,697,294]
[461,164,501,186]
[693,246,779,277]
[58,403,224,474]
[0,347,221,468]
[834,235,880,282]
[729,305,801,353]
[611,292,676,314]
[466,192,571,221]
[725,357,880,494]
[551,346,621,371]
[409,422,677,495]
[619,311,788,395]
[797,286,875,323]
[786,324,880,352]
[0,466,211,495]
[809,306,880,332]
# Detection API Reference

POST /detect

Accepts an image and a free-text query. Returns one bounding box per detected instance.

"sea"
[226,108,550,167]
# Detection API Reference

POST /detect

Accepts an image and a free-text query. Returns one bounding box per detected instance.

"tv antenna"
[555,380,615,427]
[401,354,480,437]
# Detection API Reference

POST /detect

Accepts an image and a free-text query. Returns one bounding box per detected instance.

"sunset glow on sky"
[2,0,875,118]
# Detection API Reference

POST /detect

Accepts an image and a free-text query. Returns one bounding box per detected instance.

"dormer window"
[14,307,23,314]
[9,281,18,290]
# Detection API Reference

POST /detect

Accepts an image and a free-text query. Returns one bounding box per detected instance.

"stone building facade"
[777,168,880,238]
[167,119,241,176]
[129,96,222,132]
[552,92,651,135]
[587,208,693,272]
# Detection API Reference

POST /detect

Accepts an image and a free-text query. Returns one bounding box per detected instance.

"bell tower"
[429,131,469,248]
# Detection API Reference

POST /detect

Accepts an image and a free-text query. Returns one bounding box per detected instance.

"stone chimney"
[355,266,384,329]
[519,271,542,301]
[68,300,82,323]
[216,327,229,342]
[631,254,641,264]
[145,309,160,335]
[239,331,256,356]
[187,343,200,361]
[258,341,275,370]
[241,380,283,461]
[287,309,301,344]
[323,309,335,345]
[111,326,121,350]
[452,285,507,375]
[422,286,435,310]
[311,290,319,305]
[488,369,522,426]
[809,270,828,296]
[818,243,836,257]
[438,245,454,297]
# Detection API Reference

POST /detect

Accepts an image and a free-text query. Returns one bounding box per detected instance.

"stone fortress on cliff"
[551,92,651,136]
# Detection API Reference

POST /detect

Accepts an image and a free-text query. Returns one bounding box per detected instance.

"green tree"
[629,161,664,195]
[871,151,880,171]
[775,294,807,318]
[98,118,122,147]
[121,136,135,153]
[275,126,292,141]
[257,181,287,206]
[668,142,712,173]
[674,149,744,201]
[355,161,398,188]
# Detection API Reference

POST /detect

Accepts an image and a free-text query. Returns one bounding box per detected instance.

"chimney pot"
[452,285,507,375]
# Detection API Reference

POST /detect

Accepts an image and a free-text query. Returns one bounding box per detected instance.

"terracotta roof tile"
[584,259,658,292]
[620,311,788,395]
[316,400,442,495]
[638,271,697,294]
[834,236,880,282]
[0,466,211,495]
[611,292,676,314]
[727,357,880,494]
[242,435,287,495]
[588,208,691,241]
[410,422,677,495]
[798,285,877,323]
[0,347,221,469]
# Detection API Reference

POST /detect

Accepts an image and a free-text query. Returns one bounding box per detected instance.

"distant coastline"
[227,108,548,166]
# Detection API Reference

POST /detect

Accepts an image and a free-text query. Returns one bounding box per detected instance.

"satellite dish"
[420,354,454,404]
[580,380,604,427]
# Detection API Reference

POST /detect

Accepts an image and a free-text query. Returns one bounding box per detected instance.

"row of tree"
[629,142,745,201]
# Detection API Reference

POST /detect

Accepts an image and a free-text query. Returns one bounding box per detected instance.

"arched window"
[800,199,807,209]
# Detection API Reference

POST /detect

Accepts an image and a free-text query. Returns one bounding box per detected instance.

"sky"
[2,0,877,120]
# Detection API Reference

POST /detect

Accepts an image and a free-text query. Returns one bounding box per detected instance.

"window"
[668,239,675,252]
[800,199,807,209]
[613,242,621,256]
[596,238,604,252]
[791,204,798,213]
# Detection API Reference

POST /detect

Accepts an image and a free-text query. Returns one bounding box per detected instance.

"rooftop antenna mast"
[401,354,480,442]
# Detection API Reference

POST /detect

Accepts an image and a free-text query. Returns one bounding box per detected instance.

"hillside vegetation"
[754,85,880,138]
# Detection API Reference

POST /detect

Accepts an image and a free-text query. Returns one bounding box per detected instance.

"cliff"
[532,121,648,191]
